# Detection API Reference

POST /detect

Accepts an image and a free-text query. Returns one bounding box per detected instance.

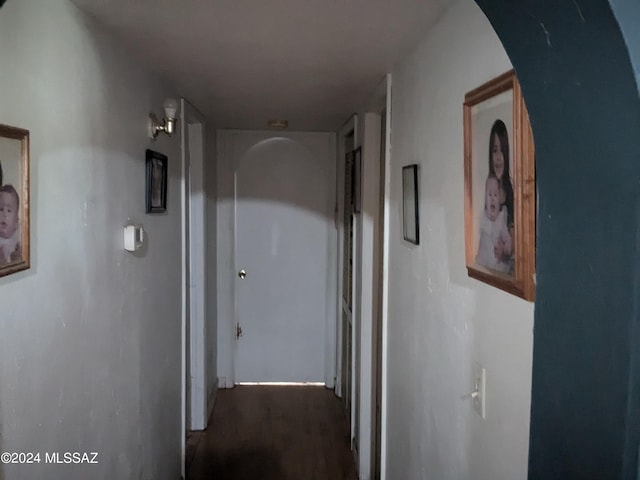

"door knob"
[238,269,247,279]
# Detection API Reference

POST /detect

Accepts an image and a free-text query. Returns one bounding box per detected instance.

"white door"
[233,133,335,383]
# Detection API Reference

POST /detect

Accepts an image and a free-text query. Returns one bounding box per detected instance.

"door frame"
[343,73,392,480]
[216,130,337,387]
[180,98,207,478]
[361,74,392,480]
[335,115,358,400]
[355,111,383,479]
[378,74,392,480]
[374,74,392,480]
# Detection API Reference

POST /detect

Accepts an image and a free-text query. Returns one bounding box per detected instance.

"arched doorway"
[474,2,640,477]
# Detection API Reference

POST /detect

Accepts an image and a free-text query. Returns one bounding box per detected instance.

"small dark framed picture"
[146,149,168,214]
[402,164,419,245]
[352,147,362,214]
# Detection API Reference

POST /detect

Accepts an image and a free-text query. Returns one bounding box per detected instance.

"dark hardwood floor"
[186,385,358,480]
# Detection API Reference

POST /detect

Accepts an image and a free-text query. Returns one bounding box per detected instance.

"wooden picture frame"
[463,70,536,300]
[402,164,419,245]
[352,147,362,214]
[146,149,168,214]
[0,124,30,278]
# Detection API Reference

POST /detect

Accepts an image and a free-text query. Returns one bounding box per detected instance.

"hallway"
[3,1,640,479]
[187,386,358,480]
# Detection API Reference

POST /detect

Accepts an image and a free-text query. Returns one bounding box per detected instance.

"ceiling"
[71,0,454,131]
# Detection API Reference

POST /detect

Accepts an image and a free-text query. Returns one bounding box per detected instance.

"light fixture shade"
[163,98,179,119]
[268,119,288,129]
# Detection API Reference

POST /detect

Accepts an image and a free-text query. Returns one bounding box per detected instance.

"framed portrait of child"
[463,70,536,301]
[0,124,30,278]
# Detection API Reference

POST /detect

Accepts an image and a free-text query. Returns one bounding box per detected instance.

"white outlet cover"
[473,363,486,419]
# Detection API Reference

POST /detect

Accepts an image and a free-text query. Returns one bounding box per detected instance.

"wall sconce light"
[148,98,179,139]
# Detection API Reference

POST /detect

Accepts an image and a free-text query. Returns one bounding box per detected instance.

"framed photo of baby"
[0,124,30,278]
[463,70,535,300]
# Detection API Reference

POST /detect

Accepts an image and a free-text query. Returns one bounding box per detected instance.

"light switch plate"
[473,363,486,419]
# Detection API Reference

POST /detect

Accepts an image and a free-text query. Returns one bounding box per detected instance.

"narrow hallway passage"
[187,386,358,480]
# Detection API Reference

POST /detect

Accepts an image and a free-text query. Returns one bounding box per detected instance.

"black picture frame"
[146,149,168,214]
[352,147,362,214]
[402,164,419,245]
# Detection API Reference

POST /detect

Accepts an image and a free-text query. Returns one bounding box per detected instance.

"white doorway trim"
[356,111,382,480]
[185,99,207,430]
[180,98,207,478]
[352,73,392,480]
[380,73,393,480]
[335,115,357,400]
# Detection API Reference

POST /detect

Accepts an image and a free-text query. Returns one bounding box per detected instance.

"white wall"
[385,1,534,479]
[215,130,236,388]
[205,126,218,415]
[0,2,183,479]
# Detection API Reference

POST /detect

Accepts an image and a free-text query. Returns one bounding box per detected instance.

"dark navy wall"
[607,5,640,477]
[473,1,640,479]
